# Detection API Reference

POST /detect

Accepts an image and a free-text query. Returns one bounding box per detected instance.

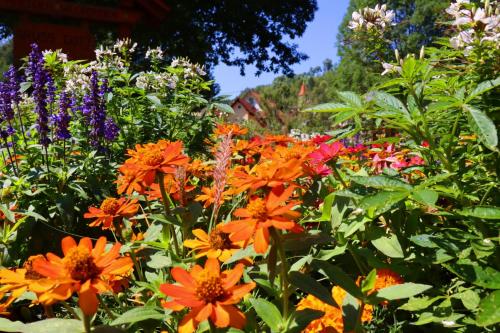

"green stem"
[331,163,348,188]
[158,173,181,256]
[82,313,92,333]
[270,228,289,320]
[97,295,116,320]
[129,250,145,282]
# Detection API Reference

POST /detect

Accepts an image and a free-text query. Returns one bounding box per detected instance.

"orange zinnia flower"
[0,255,51,312]
[160,258,255,333]
[84,197,139,230]
[221,185,302,254]
[229,158,303,194]
[213,123,248,137]
[184,225,246,263]
[195,186,232,208]
[297,285,373,333]
[32,236,133,315]
[119,140,189,187]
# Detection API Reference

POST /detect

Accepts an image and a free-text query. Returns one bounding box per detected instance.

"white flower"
[441,320,456,327]
[381,62,402,75]
[146,46,164,61]
[348,4,395,33]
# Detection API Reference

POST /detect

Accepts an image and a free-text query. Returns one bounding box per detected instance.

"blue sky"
[214,0,350,97]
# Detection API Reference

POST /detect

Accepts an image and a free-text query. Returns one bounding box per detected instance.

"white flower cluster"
[63,62,92,94]
[145,47,164,61]
[348,4,395,33]
[171,57,207,78]
[136,71,178,92]
[446,0,499,54]
[289,129,320,141]
[113,38,138,54]
[42,49,68,63]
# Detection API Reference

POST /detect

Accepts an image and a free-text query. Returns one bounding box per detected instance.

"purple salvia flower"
[4,66,21,105]
[104,117,119,142]
[28,43,51,146]
[46,73,56,105]
[0,82,14,122]
[51,91,71,140]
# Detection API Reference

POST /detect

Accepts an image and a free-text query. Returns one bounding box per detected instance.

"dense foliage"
[0,1,498,333]
[0,0,317,76]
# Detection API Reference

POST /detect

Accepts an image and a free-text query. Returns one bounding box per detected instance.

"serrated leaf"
[351,175,412,191]
[303,102,352,113]
[464,105,498,148]
[457,206,500,220]
[249,298,283,332]
[467,77,500,101]
[371,234,404,258]
[411,189,438,206]
[476,290,500,326]
[372,91,411,120]
[399,296,444,311]
[374,283,432,300]
[444,263,500,289]
[110,307,165,326]
[289,271,337,307]
[337,91,363,107]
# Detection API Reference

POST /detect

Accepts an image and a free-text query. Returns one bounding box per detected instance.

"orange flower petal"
[61,236,77,256]
[171,267,197,290]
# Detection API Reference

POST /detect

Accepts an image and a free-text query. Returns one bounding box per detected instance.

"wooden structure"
[0,0,170,60]
[230,90,267,127]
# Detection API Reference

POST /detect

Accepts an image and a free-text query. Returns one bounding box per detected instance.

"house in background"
[229,90,267,127]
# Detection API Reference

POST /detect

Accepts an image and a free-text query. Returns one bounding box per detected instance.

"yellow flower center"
[208,229,231,250]
[63,247,101,282]
[100,198,120,215]
[143,151,164,166]
[246,198,267,220]
[195,272,226,303]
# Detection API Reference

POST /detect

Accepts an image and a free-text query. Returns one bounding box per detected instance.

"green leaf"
[212,102,234,114]
[373,283,432,301]
[146,253,171,269]
[361,269,377,294]
[337,91,363,107]
[146,95,163,108]
[371,234,404,258]
[360,190,409,217]
[225,245,256,264]
[458,290,481,310]
[372,91,411,120]
[350,175,412,191]
[110,307,165,326]
[289,271,337,307]
[313,260,363,299]
[467,77,500,101]
[318,192,335,222]
[399,296,444,311]
[464,105,498,148]
[444,263,500,289]
[0,318,84,333]
[342,291,360,332]
[411,189,438,206]
[476,290,500,327]
[287,309,324,333]
[249,298,283,332]
[457,206,500,220]
[303,102,352,113]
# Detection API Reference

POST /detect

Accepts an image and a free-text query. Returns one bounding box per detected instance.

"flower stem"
[61,301,80,320]
[270,227,289,320]
[331,163,348,188]
[158,173,181,256]
[82,313,92,333]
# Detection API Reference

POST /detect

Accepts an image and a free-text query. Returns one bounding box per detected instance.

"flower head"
[33,236,133,315]
[221,185,302,253]
[160,258,255,333]
[184,225,247,263]
[84,197,139,230]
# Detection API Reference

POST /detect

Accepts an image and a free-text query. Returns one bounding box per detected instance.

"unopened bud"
[419,46,425,59]
[394,49,400,62]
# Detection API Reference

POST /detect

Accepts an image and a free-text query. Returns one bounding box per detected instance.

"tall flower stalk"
[209,131,233,230]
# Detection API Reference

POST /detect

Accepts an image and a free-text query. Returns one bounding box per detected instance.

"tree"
[0,0,317,76]
[335,0,450,92]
